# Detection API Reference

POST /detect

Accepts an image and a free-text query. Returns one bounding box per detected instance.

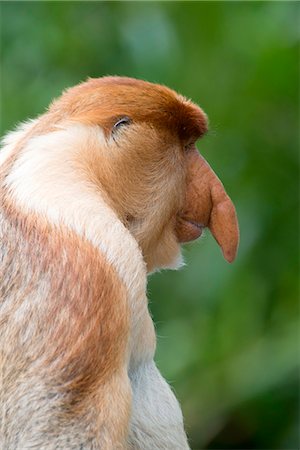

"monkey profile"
[0,77,239,449]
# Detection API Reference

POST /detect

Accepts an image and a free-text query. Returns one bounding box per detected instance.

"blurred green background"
[1,2,299,449]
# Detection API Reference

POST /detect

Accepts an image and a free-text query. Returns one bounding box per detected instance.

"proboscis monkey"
[0,77,239,450]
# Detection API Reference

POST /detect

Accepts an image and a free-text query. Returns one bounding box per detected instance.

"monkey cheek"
[175,217,204,243]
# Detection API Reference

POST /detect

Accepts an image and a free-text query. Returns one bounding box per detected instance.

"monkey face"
[25,77,239,271]
[62,78,238,270]
[103,121,239,271]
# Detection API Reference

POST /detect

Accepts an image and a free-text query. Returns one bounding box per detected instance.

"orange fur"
[0,76,239,449]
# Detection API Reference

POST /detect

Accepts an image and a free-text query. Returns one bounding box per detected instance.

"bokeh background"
[1,2,299,449]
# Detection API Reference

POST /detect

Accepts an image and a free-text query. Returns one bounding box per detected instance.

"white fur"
[129,361,189,449]
[3,123,147,297]
[1,122,190,449]
[0,119,37,165]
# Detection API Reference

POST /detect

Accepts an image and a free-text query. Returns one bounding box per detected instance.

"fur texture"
[0,76,238,449]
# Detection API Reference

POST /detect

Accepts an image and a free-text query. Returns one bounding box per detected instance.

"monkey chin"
[145,231,185,274]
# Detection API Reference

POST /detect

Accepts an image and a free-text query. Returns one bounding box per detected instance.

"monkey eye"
[113,116,132,131]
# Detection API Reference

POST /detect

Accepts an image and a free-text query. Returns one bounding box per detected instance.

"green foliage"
[1,2,299,448]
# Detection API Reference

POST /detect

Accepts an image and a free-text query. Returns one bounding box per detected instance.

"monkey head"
[34,76,239,271]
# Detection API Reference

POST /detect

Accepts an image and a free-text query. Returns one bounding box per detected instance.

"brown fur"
[0,194,130,447]
[0,76,238,449]
[0,77,210,272]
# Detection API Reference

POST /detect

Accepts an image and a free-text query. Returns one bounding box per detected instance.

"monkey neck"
[1,121,162,370]
[1,121,147,315]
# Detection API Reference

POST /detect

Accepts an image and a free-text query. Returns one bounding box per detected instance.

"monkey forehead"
[51,77,208,141]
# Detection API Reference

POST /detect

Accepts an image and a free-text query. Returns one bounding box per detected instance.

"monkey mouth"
[176,217,205,243]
